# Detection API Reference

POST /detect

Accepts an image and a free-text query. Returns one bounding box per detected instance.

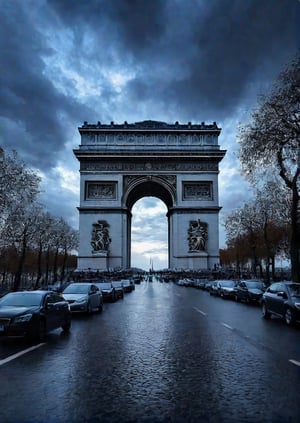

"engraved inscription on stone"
[86,182,117,200]
[188,219,208,252]
[183,182,212,200]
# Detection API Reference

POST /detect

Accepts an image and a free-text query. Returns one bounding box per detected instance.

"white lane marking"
[289,359,300,367]
[193,307,207,316]
[221,322,233,330]
[0,343,46,366]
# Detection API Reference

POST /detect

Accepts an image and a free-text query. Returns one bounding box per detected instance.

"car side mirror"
[277,291,287,298]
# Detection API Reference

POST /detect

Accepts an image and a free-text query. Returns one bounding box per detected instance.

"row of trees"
[0,148,78,291]
[222,54,300,282]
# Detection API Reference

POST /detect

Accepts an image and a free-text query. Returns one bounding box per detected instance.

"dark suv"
[261,282,300,326]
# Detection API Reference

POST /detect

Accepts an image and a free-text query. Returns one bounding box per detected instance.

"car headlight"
[294,303,300,310]
[14,314,33,323]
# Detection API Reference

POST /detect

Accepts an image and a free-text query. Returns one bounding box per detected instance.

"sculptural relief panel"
[188,219,208,252]
[91,220,111,253]
[85,182,117,200]
[183,182,213,200]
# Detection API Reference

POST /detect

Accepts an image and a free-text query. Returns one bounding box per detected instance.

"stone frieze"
[81,161,218,172]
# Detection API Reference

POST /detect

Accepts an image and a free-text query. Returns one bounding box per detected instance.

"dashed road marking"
[221,322,233,330]
[289,359,300,367]
[193,307,207,316]
[0,343,46,366]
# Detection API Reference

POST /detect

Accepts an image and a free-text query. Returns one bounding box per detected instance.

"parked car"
[204,281,212,291]
[194,280,207,290]
[218,280,236,299]
[111,281,124,299]
[209,281,219,296]
[62,283,103,314]
[0,288,10,298]
[0,290,71,341]
[94,282,117,302]
[261,282,300,326]
[235,280,265,303]
[121,279,135,292]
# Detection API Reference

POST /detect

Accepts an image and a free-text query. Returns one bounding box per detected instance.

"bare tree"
[0,148,40,225]
[0,147,79,289]
[238,55,300,281]
[225,203,262,277]
[224,179,290,281]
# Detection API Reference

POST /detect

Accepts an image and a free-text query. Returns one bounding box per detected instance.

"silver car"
[62,283,103,314]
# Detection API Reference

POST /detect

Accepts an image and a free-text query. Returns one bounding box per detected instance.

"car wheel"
[284,307,294,326]
[98,301,103,313]
[262,302,271,319]
[37,320,46,341]
[62,317,71,332]
[220,292,224,299]
[235,294,240,302]
[87,301,92,315]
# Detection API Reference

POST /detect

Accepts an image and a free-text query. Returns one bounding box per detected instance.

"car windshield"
[96,283,112,289]
[287,284,300,297]
[245,281,264,289]
[63,284,89,294]
[220,281,235,287]
[0,292,43,307]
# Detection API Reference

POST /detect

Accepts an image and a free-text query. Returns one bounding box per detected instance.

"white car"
[62,283,103,314]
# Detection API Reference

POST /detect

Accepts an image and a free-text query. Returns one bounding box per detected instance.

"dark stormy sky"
[0,0,299,269]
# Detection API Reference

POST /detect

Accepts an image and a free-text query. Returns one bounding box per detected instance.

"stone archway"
[73,120,226,270]
[123,177,173,269]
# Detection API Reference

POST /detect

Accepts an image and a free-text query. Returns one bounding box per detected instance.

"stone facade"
[73,120,226,270]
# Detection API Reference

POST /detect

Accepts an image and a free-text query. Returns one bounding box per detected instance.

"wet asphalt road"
[1,279,300,423]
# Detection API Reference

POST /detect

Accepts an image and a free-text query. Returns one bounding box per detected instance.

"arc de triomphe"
[73,120,226,271]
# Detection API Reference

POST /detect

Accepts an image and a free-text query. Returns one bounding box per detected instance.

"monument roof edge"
[78,120,221,133]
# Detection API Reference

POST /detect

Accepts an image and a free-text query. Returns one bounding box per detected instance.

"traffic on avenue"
[1,276,300,423]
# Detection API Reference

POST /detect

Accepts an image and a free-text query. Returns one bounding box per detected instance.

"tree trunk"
[290,183,300,282]
[34,241,43,289]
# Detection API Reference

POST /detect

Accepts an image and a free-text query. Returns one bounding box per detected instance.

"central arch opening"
[131,197,168,271]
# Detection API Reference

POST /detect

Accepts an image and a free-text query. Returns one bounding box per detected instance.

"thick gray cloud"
[0,1,95,169]
[49,0,299,121]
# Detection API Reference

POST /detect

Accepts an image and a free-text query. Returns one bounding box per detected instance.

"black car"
[0,290,71,341]
[234,280,265,303]
[261,282,300,326]
[94,282,117,302]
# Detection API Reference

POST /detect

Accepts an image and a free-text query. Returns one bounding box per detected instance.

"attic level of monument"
[77,120,223,153]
